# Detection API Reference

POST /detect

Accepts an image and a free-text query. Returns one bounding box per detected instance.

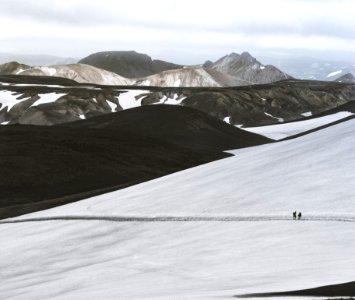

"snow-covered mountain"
[1,116,355,299]
[206,51,291,84]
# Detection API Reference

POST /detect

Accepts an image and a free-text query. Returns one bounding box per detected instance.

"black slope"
[64,104,272,151]
[237,280,355,297]
[0,105,271,219]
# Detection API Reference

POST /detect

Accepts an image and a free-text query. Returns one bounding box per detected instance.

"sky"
[0,0,354,64]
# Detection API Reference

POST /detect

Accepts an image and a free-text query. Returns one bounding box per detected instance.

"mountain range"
[1,75,354,126]
[260,55,355,80]
[0,51,290,87]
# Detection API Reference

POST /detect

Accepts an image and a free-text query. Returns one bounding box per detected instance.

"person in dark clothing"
[293,211,297,219]
[298,212,302,220]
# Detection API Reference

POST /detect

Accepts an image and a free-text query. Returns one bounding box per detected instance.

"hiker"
[298,212,302,220]
[293,211,297,219]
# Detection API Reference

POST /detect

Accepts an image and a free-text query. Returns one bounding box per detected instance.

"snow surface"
[32,93,66,106]
[244,111,353,140]
[106,100,117,112]
[0,90,67,114]
[36,66,57,76]
[0,90,30,110]
[139,80,151,86]
[326,70,342,78]
[301,111,312,117]
[163,94,186,105]
[2,118,355,299]
[79,114,85,120]
[264,112,284,123]
[223,116,231,124]
[15,68,24,75]
[260,65,265,70]
[4,83,69,88]
[116,90,150,109]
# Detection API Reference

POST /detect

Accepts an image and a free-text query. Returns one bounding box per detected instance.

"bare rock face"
[79,51,182,78]
[209,52,292,85]
[0,62,132,86]
[0,61,30,75]
[134,67,244,87]
[134,52,292,87]
[19,64,132,85]
[335,73,355,83]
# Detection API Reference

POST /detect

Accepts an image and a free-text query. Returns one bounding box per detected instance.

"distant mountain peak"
[335,72,355,83]
[202,60,213,68]
[210,51,291,84]
[79,51,182,78]
[240,51,256,63]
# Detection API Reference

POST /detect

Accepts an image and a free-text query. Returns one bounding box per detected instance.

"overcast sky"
[0,0,354,64]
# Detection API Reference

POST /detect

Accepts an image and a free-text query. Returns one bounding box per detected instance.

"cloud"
[0,0,354,62]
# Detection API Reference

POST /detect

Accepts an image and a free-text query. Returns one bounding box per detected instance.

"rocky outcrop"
[0,61,30,75]
[209,52,291,84]
[335,73,355,83]
[134,67,243,87]
[79,51,182,78]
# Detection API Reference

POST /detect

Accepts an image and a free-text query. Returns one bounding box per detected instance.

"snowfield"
[0,90,66,111]
[1,118,355,299]
[242,111,353,139]
[115,89,150,109]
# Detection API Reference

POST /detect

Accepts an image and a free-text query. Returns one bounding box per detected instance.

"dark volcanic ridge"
[236,280,355,297]
[1,75,355,127]
[64,104,271,151]
[335,73,355,83]
[79,51,182,78]
[0,105,271,219]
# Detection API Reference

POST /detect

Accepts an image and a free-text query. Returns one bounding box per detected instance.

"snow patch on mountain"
[223,116,231,124]
[116,90,150,109]
[264,112,284,123]
[106,100,118,112]
[0,90,29,110]
[0,90,67,111]
[301,111,312,117]
[32,93,66,106]
[327,70,342,78]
